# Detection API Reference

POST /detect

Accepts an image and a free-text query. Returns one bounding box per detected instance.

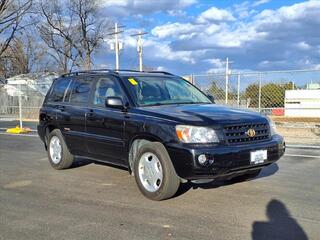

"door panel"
[57,104,88,155]
[57,76,93,155]
[85,76,126,165]
[86,108,125,163]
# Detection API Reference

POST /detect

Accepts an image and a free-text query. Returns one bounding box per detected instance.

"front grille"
[224,123,270,144]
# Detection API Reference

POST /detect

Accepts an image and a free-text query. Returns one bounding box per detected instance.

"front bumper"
[166,134,285,180]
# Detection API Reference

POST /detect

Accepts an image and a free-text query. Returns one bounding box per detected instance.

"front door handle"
[58,105,65,112]
[86,110,96,120]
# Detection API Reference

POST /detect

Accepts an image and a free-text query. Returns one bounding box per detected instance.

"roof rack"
[61,69,174,77]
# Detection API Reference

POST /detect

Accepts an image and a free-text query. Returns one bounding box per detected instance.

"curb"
[0,127,37,132]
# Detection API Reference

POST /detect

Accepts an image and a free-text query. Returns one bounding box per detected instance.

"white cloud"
[252,0,271,7]
[152,22,198,38]
[101,0,197,16]
[117,30,196,64]
[102,0,128,7]
[98,0,320,73]
[205,58,224,68]
[297,42,311,50]
[196,6,235,23]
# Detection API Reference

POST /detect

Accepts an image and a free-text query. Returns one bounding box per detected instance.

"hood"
[135,104,268,125]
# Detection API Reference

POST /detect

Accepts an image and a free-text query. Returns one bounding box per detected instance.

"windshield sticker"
[128,78,138,86]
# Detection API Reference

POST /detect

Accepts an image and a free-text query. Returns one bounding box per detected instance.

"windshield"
[123,76,212,107]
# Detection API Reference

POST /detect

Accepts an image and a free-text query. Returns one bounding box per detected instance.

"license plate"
[250,150,267,164]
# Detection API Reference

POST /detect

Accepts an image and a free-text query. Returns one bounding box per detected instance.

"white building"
[285,90,320,117]
[307,83,320,90]
[4,72,57,97]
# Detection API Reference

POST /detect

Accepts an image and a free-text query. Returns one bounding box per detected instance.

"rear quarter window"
[46,78,71,103]
[66,77,92,104]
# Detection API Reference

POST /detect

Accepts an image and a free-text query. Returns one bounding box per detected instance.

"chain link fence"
[0,83,50,127]
[0,70,320,145]
[191,69,320,145]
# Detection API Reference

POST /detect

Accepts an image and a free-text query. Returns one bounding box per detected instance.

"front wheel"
[134,142,180,201]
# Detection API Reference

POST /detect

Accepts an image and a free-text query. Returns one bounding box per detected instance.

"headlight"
[175,125,219,143]
[268,118,277,136]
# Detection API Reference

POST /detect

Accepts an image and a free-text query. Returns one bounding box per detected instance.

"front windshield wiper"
[141,102,211,107]
[176,102,211,105]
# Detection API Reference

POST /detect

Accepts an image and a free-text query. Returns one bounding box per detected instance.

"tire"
[134,142,180,201]
[47,129,74,170]
[231,169,262,182]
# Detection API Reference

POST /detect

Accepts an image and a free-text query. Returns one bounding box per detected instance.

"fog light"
[198,154,207,165]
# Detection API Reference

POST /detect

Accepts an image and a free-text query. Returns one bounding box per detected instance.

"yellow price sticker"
[128,78,138,86]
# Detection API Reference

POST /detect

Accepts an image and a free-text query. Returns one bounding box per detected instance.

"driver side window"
[94,77,123,106]
[165,80,189,100]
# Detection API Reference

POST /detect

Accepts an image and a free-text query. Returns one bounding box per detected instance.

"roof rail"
[115,69,174,76]
[61,69,114,78]
[145,71,174,76]
[61,69,175,77]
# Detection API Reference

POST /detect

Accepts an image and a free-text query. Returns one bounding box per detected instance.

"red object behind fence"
[272,108,284,116]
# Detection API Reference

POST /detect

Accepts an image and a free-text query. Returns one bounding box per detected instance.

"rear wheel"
[134,142,180,201]
[47,129,74,170]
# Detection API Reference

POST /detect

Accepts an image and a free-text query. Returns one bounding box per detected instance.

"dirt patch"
[270,116,320,123]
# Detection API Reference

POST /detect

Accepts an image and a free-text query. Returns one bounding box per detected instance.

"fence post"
[18,84,23,129]
[225,72,229,105]
[258,73,262,113]
[237,74,241,107]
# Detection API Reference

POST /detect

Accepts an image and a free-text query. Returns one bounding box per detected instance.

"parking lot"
[0,133,319,240]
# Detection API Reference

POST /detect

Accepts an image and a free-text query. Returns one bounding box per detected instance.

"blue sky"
[94,0,320,75]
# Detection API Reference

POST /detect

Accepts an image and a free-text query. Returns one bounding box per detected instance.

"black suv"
[38,70,285,200]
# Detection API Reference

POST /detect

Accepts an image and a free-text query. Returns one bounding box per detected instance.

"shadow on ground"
[70,157,128,172]
[251,199,308,240]
[174,163,279,198]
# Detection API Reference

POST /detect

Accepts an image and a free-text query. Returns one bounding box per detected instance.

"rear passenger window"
[68,78,92,104]
[47,78,71,102]
[94,77,123,106]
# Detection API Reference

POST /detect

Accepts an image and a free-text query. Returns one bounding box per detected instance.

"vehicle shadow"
[251,199,308,240]
[174,163,279,198]
[70,157,129,171]
[69,157,93,169]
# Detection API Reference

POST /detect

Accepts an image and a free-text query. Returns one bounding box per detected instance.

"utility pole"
[131,31,147,71]
[107,23,125,70]
[114,23,119,70]
[223,57,233,104]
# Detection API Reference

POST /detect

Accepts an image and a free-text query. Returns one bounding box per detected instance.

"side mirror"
[105,97,125,110]
[207,94,215,103]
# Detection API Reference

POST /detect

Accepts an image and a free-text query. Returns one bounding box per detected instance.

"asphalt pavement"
[0,134,319,240]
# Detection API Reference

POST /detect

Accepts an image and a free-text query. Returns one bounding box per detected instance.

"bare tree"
[36,0,79,73]
[70,0,110,70]
[37,0,111,72]
[12,34,48,72]
[0,0,32,58]
[0,31,50,76]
